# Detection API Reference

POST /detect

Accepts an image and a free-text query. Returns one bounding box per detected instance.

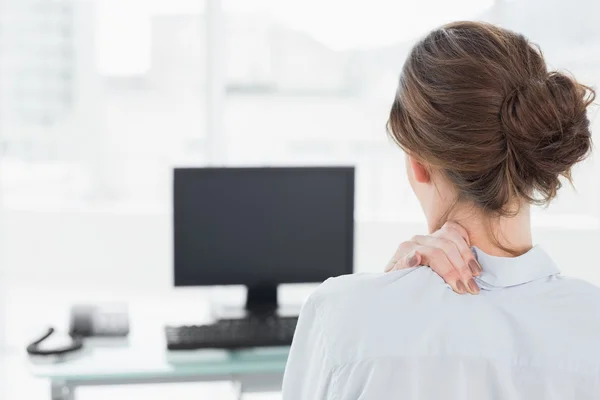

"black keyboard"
[165,316,298,350]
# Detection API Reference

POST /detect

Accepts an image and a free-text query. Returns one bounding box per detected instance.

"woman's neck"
[448,204,533,257]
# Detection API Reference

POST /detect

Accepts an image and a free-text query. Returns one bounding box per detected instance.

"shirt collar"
[472,245,560,289]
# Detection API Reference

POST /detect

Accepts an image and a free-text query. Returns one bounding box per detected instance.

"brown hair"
[388,21,595,223]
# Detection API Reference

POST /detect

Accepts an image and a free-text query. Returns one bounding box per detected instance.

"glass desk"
[29,345,290,400]
[18,290,303,400]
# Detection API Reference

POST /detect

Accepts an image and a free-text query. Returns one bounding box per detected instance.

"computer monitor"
[173,167,354,315]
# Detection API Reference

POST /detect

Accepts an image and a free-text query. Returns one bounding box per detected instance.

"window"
[0,0,208,212]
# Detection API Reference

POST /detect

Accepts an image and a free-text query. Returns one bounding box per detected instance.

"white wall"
[0,202,5,352]
[3,210,600,290]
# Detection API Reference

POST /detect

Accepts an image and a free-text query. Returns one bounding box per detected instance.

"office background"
[0,0,599,399]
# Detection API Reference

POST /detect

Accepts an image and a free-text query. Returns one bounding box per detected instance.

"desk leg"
[51,381,75,400]
[234,381,243,400]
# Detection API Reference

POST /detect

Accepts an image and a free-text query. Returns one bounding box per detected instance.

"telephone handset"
[27,304,129,357]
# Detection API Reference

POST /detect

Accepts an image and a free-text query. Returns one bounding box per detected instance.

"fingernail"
[467,278,480,294]
[407,253,419,268]
[456,280,467,294]
[469,260,482,276]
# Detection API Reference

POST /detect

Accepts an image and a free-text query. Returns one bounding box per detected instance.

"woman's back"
[283,246,600,399]
[283,21,598,399]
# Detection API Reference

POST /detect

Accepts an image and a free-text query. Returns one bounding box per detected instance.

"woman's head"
[388,21,595,233]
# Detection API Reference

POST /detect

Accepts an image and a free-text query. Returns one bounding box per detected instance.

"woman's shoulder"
[547,273,600,294]
[304,267,444,329]
[297,267,444,366]
[309,267,425,306]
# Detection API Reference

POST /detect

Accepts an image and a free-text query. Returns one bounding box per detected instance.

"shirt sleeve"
[282,295,334,400]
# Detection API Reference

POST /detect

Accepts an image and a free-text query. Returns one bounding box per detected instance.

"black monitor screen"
[174,167,354,287]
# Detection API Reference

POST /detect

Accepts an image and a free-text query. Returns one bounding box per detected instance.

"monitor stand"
[212,284,301,320]
[245,284,278,317]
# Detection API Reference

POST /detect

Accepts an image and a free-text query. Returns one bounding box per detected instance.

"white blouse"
[282,246,600,399]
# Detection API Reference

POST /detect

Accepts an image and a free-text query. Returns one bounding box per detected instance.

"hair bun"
[389,22,595,216]
[499,71,595,205]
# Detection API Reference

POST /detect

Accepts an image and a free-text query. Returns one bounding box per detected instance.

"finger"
[438,222,482,284]
[401,251,421,269]
[412,235,479,294]
[415,245,465,294]
[386,240,421,272]
[433,228,481,278]
[436,230,480,294]
[441,221,470,246]
[449,228,482,277]
[386,245,421,272]
[412,235,470,279]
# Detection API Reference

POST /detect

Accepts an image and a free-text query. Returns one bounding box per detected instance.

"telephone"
[27,304,129,357]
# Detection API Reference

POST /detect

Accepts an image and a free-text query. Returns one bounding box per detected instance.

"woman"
[282,21,599,399]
